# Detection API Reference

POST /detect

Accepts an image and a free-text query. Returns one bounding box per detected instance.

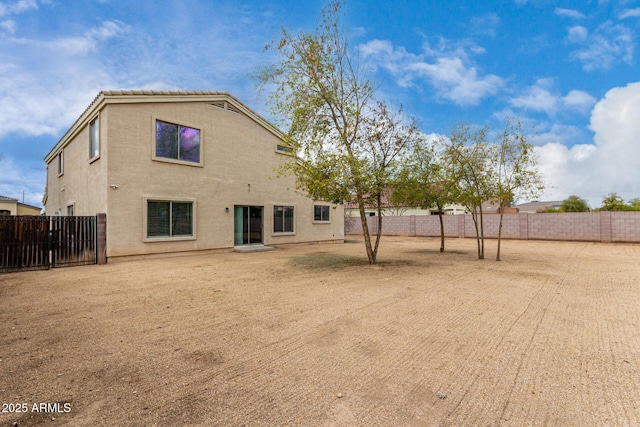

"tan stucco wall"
[16,204,42,215]
[47,98,343,258]
[45,109,109,217]
[0,201,17,215]
[0,200,41,215]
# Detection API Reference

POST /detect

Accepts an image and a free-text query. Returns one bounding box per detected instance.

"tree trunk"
[478,205,485,259]
[372,193,383,262]
[471,210,481,259]
[438,211,445,252]
[356,194,376,264]
[496,204,505,261]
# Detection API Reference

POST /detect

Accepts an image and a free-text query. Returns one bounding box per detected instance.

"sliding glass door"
[234,206,263,245]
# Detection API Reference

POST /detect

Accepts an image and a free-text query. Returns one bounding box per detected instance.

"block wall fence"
[345,212,640,243]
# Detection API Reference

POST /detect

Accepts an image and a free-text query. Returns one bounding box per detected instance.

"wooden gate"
[0,215,99,272]
[50,216,96,268]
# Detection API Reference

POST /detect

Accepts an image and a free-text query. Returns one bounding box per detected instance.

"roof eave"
[44,91,286,164]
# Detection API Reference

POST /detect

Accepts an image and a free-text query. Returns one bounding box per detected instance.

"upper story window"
[276,144,294,155]
[89,117,99,159]
[57,151,64,176]
[155,120,201,164]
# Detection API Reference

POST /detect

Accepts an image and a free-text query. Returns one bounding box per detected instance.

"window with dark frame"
[147,201,193,238]
[314,205,330,221]
[155,120,201,163]
[276,144,294,155]
[273,206,294,233]
[90,117,99,159]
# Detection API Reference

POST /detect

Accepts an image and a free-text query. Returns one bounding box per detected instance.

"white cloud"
[510,78,559,115]
[470,13,500,37]
[0,19,15,34]
[359,39,504,106]
[567,25,588,43]
[0,21,128,138]
[567,21,634,71]
[530,123,584,146]
[509,79,596,117]
[619,8,640,19]
[562,90,597,114]
[535,81,640,205]
[0,156,45,207]
[555,8,587,19]
[9,20,128,55]
[0,0,38,17]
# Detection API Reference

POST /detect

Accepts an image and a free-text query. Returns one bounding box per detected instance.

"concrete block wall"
[415,215,459,237]
[528,212,601,241]
[379,216,408,235]
[344,212,640,243]
[611,212,640,242]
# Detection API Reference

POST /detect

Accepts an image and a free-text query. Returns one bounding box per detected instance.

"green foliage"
[560,195,589,212]
[256,1,418,264]
[628,198,640,210]
[494,117,543,260]
[391,138,455,252]
[444,123,496,259]
[597,192,640,211]
[495,118,544,212]
[391,138,451,210]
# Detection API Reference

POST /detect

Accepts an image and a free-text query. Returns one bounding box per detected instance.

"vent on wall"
[227,103,240,114]
[210,101,241,114]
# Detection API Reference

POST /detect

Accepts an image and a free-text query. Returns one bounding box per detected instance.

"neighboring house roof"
[344,189,395,210]
[516,200,562,213]
[44,90,286,163]
[0,195,18,202]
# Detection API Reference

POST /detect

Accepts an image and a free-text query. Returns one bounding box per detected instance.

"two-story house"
[43,90,343,259]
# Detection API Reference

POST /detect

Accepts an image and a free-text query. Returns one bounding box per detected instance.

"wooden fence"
[0,214,106,273]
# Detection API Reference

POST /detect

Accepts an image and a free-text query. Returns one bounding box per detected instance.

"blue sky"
[1,0,639,208]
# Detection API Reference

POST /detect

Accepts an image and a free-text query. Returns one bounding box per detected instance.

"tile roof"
[0,195,18,202]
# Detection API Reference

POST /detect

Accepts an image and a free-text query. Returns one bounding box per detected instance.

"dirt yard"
[1,237,639,426]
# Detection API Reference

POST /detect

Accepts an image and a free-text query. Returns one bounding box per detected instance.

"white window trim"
[151,116,204,167]
[57,151,64,177]
[142,196,197,242]
[89,114,100,163]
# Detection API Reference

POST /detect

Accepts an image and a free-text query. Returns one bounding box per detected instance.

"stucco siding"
[103,101,343,257]
[45,110,108,217]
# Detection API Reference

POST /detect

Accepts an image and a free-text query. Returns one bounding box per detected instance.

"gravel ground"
[1,237,639,426]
